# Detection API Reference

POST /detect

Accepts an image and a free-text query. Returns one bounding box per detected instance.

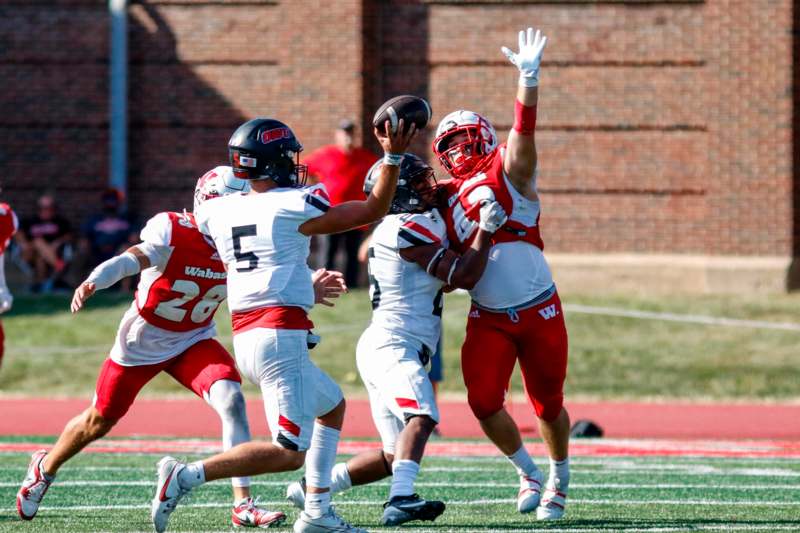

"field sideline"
[3,289,800,400]
[1,437,798,533]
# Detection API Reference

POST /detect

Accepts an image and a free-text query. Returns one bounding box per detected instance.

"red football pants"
[93,338,241,420]
[461,291,568,422]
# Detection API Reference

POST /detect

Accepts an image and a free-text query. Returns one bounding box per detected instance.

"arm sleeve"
[86,252,142,290]
[397,213,445,250]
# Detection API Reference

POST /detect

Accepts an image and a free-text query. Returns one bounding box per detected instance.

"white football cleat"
[517,472,543,513]
[151,456,192,533]
[286,477,306,510]
[293,507,368,533]
[232,496,287,528]
[536,484,567,520]
[16,449,53,520]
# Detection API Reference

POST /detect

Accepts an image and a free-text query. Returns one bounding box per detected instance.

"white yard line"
[564,304,800,332]
[39,526,799,533]
[0,480,798,490]
[10,498,798,514]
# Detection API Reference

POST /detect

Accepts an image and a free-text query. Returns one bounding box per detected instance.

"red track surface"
[2,397,799,440]
[3,438,799,458]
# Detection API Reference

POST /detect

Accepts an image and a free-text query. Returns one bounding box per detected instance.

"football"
[372,95,432,135]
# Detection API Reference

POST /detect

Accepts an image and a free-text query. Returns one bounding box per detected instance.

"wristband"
[383,153,404,166]
[426,248,446,275]
[446,258,460,286]
[513,100,537,135]
[519,73,539,88]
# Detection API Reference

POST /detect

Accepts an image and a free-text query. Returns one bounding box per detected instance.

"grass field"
[2,289,800,400]
[1,438,799,532]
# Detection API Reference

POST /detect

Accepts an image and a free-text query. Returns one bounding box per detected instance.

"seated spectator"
[81,188,138,264]
[16,194,73,292]
[73,188,139,291]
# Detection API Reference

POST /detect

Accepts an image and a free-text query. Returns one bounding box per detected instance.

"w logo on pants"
[538,304,559,320]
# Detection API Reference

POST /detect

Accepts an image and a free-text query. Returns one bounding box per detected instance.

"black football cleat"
[381,493,445,526]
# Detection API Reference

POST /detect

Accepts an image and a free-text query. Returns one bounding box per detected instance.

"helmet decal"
[260,127,292,144]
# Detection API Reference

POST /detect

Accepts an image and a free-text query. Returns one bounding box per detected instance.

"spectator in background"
[305,119,378,287]
[80,188,138,266]
[16,194,73,293]
[73,188,139,291]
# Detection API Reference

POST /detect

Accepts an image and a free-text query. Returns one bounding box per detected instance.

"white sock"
[206,380,252,489]
[305,490,331,519]
[506,445,541,479]
[329,462,352,494]
[177,461,205,489]
[389,459,420,500]
[304,422,340,517]
[549,457,570,491]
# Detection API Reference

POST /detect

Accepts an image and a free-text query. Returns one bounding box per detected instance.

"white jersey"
[111,212,218,366]
[469,172,553,309]
[367,209,447,351]
[195,184,330,313]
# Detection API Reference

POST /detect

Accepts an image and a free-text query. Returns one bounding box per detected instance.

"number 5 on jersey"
[232,225,258,272]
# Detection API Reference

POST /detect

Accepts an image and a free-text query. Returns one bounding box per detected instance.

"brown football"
[372,95,432,135]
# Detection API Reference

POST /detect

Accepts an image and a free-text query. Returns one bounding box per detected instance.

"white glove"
[478,201,508,233]
[501,27,548,87]
[0,286,13,314]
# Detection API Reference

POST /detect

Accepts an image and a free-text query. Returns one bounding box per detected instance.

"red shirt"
[304,146,378,205]
[0,203,17,254]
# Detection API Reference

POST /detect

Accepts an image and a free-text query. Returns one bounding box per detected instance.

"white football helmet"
[193,165,250,212]
[432,110,498,179]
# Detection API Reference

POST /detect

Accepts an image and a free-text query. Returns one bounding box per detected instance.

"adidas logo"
[469,309,480,318]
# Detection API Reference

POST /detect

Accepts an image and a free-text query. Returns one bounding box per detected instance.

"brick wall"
[0,0,795,262]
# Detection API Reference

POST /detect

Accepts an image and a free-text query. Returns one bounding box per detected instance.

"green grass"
[0,441,798,532]
[2,289,800,400]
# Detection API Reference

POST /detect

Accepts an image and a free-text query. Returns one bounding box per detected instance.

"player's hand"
[71,281,96,313]
[501,27,547,87]
[375,119,417,155]
[312,268,348,307]
[478,200,508,233]
[0,287,12,314]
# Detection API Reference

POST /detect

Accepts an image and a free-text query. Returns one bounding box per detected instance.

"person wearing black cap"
[304,119,379,287]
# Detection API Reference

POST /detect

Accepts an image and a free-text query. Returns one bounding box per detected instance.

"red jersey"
[0,203,18,254]
[136,211,227,333]
[441,144,544,254]
[304,145,378,205]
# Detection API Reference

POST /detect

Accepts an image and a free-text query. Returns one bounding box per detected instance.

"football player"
[0,196,18,369]
[431,27,571,519]
[15,168,342,528]
[150,117,416,533]
[285,154,507,526]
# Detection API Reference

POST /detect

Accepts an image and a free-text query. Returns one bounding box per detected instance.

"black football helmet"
[228,118,307,188]
[363,153,437,214]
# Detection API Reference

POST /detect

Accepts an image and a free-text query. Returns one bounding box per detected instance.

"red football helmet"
[432,110,498,179]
